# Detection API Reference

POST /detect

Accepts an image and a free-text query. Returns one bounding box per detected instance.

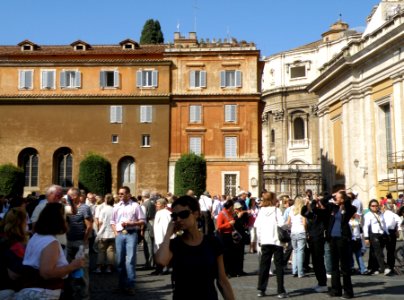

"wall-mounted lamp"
[251,177,258,187]
[353,159,359,168]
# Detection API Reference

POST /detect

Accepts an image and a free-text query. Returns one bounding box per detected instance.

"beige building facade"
[309,0,404,202]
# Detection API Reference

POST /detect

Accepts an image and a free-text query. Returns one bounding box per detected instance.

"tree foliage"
[78,153,112,196]
[174,153,206,197]
[140,19,164,44]
[0,164,24,197]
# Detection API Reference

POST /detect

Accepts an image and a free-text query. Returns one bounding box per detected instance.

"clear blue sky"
[0,0,379,57]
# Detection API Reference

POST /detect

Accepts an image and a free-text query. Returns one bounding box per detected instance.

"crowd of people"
[0,186,403,300]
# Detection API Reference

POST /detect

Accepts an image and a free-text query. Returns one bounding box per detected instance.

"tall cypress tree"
[140,19,164,44]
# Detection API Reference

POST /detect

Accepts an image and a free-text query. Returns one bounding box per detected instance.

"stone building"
[309,0,404,201]
[261,21,361,196]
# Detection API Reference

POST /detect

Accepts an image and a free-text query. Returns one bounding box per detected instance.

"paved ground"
[90,242,404,299]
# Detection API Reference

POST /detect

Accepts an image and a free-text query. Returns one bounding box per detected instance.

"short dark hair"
[119,186,131,194]
[224,199,234,209]
[34,203,67,235]
[172,195,200,212]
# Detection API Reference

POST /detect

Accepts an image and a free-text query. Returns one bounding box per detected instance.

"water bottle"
[71,245,84,278]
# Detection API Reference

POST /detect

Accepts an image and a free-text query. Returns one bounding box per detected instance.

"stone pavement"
[90,242,404,299]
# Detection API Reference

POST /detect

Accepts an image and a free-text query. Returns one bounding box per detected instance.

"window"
[382,104,393,161]
[18,70,33,89]
[60,70,81,88]
[293,117,305,140]
[189,70,206,88]
[100,70,119,88]
[112,135,119,143]
[220,70,242,88]
[189,137,202,155]
[54,148,73,187]
[41,70,56,89]
[141,134,151,147]
[140,105,152,123]
[110,106,123,123]
[136,70,158,88]
[224,105,237,122]
[225,136,237,158]
[271,129,275,144]
[18,148,39,187]
[189,105,202,123]
[290,66,306,79]
[224,173,238,197]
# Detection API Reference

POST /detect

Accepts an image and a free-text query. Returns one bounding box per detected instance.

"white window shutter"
[190,71,196,88]
[116,106,122,123]
[136,70,142,87]
[74,71,81,88]
[146,106,152,122]
[220,71,226,87]
[140,106,152,123]
[190,137,201,155]
[60,71,66,88]
[48,71,55,88]
[200,71,207,87]
[110,106,116,123]
[23,71,33,89]
[152,70,158,87]
[235,71,242,87]
[19,70,25,88]
[225,137,237,158]
[113,71,119,88]
[100,71,106,87]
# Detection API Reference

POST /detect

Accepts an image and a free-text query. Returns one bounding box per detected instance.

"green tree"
[140,19,164,44]
[78,153,112,196]
[174,153,206,197]
[0,164,24,197]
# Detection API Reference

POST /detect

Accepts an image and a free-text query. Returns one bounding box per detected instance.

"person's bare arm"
[217,255,235,300]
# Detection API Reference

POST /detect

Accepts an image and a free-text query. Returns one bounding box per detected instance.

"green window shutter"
[190,71,196,88]
[136,70,142,87]
[60,71,66,88]
[220,71,226,87]
[100,71,106,87]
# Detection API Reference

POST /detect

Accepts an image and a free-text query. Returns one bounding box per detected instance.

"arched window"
[270,129,275,144]
[18,148,39,187]
[293,117,305,140]
[118,157,135,193]
[53,147,73,187]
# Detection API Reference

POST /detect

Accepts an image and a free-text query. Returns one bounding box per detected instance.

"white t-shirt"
[23,234,68,270]
[289,206,306,234]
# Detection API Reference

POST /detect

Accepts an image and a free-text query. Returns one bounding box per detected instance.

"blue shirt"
[331,209,342,238]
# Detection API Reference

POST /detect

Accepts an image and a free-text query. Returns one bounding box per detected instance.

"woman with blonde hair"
[254,192,288,298]
[287,196,307,278]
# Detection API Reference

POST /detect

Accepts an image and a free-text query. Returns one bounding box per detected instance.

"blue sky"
[1,0,379,57]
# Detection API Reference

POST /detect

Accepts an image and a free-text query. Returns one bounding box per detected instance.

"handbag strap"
[372,212,386,234]
[221,210,235,229]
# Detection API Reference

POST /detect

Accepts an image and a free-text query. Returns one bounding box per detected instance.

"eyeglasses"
[171,210,192,221]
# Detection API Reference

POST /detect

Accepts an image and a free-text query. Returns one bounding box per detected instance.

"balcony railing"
[263,163,321,173]
[288,139,309,149]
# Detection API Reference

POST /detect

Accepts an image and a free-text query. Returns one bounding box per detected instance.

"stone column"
[391,73,404,153]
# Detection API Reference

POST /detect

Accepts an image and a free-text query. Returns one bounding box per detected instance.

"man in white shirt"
[199,191,214,235]
[382,200,402,275]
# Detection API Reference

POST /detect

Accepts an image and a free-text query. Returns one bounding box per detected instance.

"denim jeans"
[291,232,306,277]
[350,239,366,274]
[115,231,138,288]
[324,241,332,274]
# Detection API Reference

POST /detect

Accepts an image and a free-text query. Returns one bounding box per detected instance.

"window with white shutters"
[100,70,119,88]
[224,136,237,158]
[141,134,151,147]
[60,70,81,88]
[18,70,33,89]
[110,106,123,123]
[189,70,206,88]
[224,105,237,123]
[41,70,56,89]
[189,105,202,123]
[136,70,158,88]
[220,70,242,88]
[189,137,202,155]
[140,105,152,123]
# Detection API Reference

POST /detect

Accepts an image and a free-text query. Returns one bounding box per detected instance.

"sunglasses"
[171,210,192,221]
[370,205,379,207]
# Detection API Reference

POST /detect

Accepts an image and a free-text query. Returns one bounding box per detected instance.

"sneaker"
[373,271,380,275]
[278,293,288,298]
[384,268,392,276]
[340,294,353,299]
[326,273,332,279]
[257,291,266,297]
[314,285,328,293]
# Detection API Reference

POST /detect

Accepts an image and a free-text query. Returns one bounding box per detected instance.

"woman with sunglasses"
[155,195,235,300]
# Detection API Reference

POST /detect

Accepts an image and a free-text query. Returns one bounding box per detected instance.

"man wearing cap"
[199,191,214,235]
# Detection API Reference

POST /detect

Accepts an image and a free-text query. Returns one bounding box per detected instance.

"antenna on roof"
[193,0,199,32]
